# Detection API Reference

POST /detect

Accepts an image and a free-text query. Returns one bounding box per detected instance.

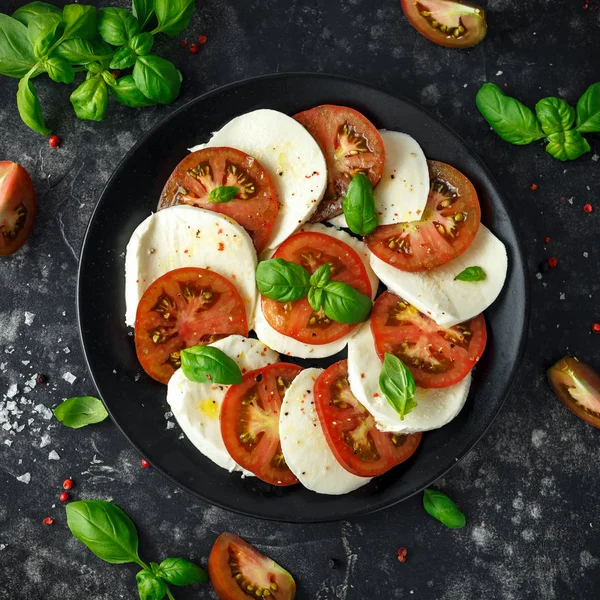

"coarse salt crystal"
[21,360,30,366]
[584,252,589,258]
[16,472,31,484]
[166,421,175,430]
[592,154,599,162]
[6,384,18,399]
[496,70,503,76]
[48,450,60,460]
[34,404,53,420]
[535,273,542,280]
[63,348,70,354]
[560,293,565,300]
[164,412,173,420]
[62,372,76,384]
[4,439,13,447]
[24,312,35,326]
[40,433,51,448]
[567,197,574,205]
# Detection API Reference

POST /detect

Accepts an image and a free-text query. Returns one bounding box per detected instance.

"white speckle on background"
[4,439,13,447]
[496,70,503,76]
[48,450,60,460]
[535,273,542,280]
[62,372,76,384]
[63,347,70,354]
[16,472,31,484]
[592,154,599,162]
[21,360,30,366]
[559,293,565,300]
[532,430,547,448]
[24,312,35,326]
[567,197,574,205]
[584,252,588,258]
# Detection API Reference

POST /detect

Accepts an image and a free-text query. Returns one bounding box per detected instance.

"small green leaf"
[180,346,243,385]
[423,488,466,529]
[309,263,331,289]
[153,0,195,36]
[256,258,311,303]
[321,281,372,324]
[0,15,37,78]
[132,0,156,31]
[110,46,136,70]
[156,557,209,586]
[208,185,239,203]
[133,54,181,104]
[109,74,156,108]
[53,38,113,65]
[150,562,161,575]
[62,4,98,41]
[307,286,324,312]
[17,75,51,135]
[32,14,63,59]
[13,2,61,26]
[576,82,600,133]
[535,97,575,135]
[545,130,591,161]
[45,56,74,83]
[379,353,417,420]
[53,396,108,428]
[70,75,108,121]
[129,32,154,56]
[98,7,140,46]
[342,173,378,236]
[136,569,167,600]
[454,266,487,282]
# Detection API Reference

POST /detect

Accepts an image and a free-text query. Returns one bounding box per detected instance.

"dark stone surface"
[1,1,599,598]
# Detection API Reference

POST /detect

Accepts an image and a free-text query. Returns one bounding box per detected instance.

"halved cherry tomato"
[548,356,600,429]
[135,267,248,384]
[209,533,296,600]
[158,147,278,254]
[261,231,372,344]
[371,291,486,388]
[293,105,385,221]
[365,160,480,272]
[314,360,422,477]
[221,363,302,486]
[0,161,36,256]
[401,0,487,49]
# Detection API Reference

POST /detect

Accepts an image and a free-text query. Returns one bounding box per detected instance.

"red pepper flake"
[583,2,589,7]
[361,373,366,379]
[547,257,558,268]
[184,249,189,254]
[530,183,537,191]
[112,70,121,79]
[42,517,54,525]
[189,43,199,54]
[503,82,508,87]
[397,547,408,562]
[62,478,73,490]
[59,492,69,502]
[48,135,60,148]
[36,374,47,384]
[141,458,150,468]
[584,203,593,213]
[198,34,207,44]
[181,39,188,47]
[560,196,565,201]
[218,228,223,234]
[545,237,551,243]
[592,323,600,333]
[218,242,225,251]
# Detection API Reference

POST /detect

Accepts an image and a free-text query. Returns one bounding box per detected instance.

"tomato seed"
[397,547,408,562]
[62,478,73,490]
[48,135,60,148]
[198,34,207,44]
[189,43,199,54]
[584,203,593,213]
[547,257,558,268]
[181,39,188,47]
[141,458,150,468]
[42,517,53,525]
[592,323,600,333]
[530,183,537,191]
[59,492,69,502]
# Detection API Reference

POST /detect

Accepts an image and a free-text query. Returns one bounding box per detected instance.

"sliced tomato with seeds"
[365,160,480,272]
[221,363,302,486]
[314,360,422,477]
[135,267,248,384]
[261,231,372,344]
[209,533,296,600]
[293,105,385,221]
[371,291,486,388]
[158,146,278,254]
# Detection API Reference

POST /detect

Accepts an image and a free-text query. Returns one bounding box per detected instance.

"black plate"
[77,73,529,523]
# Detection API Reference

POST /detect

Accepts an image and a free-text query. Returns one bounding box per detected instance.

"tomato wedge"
[261,231,372,344]
[158,146,278,254]
[209,533,296,600]
[365,160,480,271]
[371,291,486,388]
[221,363,302,486]
[293,105,385,221]
[314,360,422,477]
[135,267,248,384]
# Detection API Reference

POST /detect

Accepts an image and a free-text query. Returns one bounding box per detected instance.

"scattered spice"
[59,492,69,502]
[328,558,339,569]
[397,547,408,563]
[181,39,188,47]
[198,34,207,44]
[62,478,73,490]
[189,43,199,54]
[584,203,593,213]
[530,183,538,191]
[545,237,551,243]
[592,323,600,333]
[112,70,121,79]
[141,458,150,468]
[48,135,60,148]
[547,257,558,268]
[42,517,53,525]
[36,374,47,384]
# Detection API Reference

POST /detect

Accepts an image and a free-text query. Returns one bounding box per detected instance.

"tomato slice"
[314,360,422,477]
[134,267,248,384]
[365,160,480,272]
[0,161,36,256]
[401,0,487,49]
[221,363,302,486]
[209,533,296,600]
[158,146,278,254]
[293,105,385,221]
[371,291,486,388]
[261,231,372,344]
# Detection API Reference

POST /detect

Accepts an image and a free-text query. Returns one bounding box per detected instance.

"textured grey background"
[1,1,600,598]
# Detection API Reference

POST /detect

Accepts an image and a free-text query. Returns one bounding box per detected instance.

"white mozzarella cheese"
[279,368,371,495]
[347,323,472,433]
[124,205,257,327]
[328,213,348,229]
[196,109,327,249]
[369,224,508,327]
[167,335,279,475]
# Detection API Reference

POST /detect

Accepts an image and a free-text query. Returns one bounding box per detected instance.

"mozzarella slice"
[124,205,257,327]
[167,336,279,474]
[193,109,327,249]
[279,367,371,494]
[369,225,508,327]
[328,213,348,229]
[347,323,472,433]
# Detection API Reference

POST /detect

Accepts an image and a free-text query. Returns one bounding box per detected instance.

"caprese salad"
[124,103,508,495]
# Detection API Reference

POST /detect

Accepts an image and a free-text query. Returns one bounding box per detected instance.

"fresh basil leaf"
[379,353,417,419]
[342,173,378,236]
[0,14,37,78]
[53,396,108,428]
[32,14,63,59]
[321,281,372,324]
[62,4,98,41]
[256,258,311,302]
[136,569,167,600]
[208,185,239,203]
[53,38,113,65]
[153,0,195,36]
[309,263,331,289]
[150,562,161,575]
[545,130,590,161]
[535,97,575,135]
[86,61,104,75]
[576,82,600,133]
[109,74,156,108]
[454,266,486,282]
[156,558,208,586]
[45,56,74,84]
[307,286,324,312]
[13,2,61,26]
[66,500,142,564]
[17,76,51,135]
[133,54,181,104]
[423,488,466,529]
[180,346,243,385]
[110,46,136,70]
[98,8,141,47]
[476,83,545,145]
[129,32,154,56]
[132,0,156,31]
[70,75,108,121]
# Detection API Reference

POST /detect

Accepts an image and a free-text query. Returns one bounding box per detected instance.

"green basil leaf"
[0,14,37,78]
[256,258,311,302]
[454,266,487,282]
[535,97,575,135]
[207,185,239,203]
[53,38,113,65]
[13,2,61,26]
[109,74,156,108]
[153,0,195,36]
[180,345,243,385]
[132,0,156,31]
[475,83,545,145]
[307,286,324,312]
[129,32,154,56]
[156,558,208,586]
[66,500,142,564]
[576,82,600,133]
[86,62,104,75]
[133,54,181,104]
[62,4,98,41]
[53,395,108,428]
[545,130,590,161]
[31,14,63,59]
[110,46,136,70]
[136,569,167,600]
[98,8,141,47]
[309,263,331,289]
[423,488,466,529]
[321,281,372,324]
[17,76,51,135]
[379,353,417,419]
[150,562,160,575]
[70,75,108,121]
[45,56,74,84]
[342,173,378,236]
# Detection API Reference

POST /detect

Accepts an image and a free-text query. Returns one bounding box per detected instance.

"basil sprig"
[180,346,243,385]
[342,173,378,236]
[53,396,108,428]
[208,185,239,203]
[379,353,416,419]
[320,281,372,324]
[454,266,486,282]
[256,258,311,303]
[423,489,466,529]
